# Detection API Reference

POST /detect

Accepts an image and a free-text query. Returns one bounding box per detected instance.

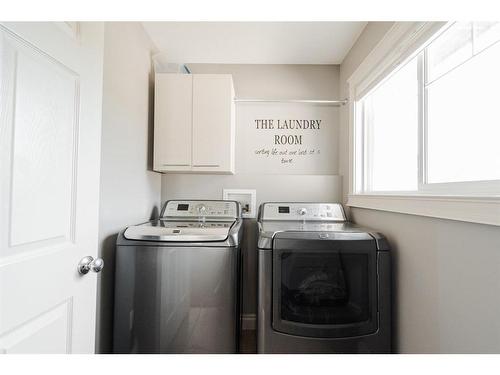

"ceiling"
[142,22,366,65]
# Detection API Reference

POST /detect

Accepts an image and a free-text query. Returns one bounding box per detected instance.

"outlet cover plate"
[223,189,257,219]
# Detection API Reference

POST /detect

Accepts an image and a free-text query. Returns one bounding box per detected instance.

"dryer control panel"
[161,200,240,220]
[259,202,346,222]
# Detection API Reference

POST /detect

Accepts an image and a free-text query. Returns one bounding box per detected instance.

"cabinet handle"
[192,164,220,167]
[162,164,190,167]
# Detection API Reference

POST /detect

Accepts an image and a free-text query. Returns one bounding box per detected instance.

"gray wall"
[161,64,342,320]
[351,208,500,353]
[340,22,500,353]
[97,22,162,353]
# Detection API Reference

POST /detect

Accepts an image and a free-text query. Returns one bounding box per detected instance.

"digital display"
[278,206,290,214]
[177,204,189,211]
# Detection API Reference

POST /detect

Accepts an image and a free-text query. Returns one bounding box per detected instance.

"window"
[357,56,419,192]
[354,22,500,195]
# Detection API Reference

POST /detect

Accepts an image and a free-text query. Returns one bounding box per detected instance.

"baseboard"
[241,313,256,330]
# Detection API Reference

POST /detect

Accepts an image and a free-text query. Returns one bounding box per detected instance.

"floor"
[240,330,257,354]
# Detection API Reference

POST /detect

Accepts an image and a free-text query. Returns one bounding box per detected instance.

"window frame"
[347,22,500,226]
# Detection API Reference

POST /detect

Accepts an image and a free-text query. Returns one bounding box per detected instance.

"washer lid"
[123,221,234,242]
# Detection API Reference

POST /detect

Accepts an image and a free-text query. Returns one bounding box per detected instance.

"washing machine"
[113,200,243,354]
[257,202,391,353]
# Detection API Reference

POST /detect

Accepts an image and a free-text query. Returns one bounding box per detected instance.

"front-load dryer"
[257,202,391,353]
[113,200,243,354]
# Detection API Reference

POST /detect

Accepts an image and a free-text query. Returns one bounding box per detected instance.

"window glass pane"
[361,57,419,191]
[427,22,473,83]
[427,41,500,183]
[473,22,500,53]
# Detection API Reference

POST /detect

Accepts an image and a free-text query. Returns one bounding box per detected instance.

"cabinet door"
[192,74,235,174]
[154,74,192,171]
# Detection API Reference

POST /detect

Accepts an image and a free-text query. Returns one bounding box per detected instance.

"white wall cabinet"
[154,73,235,174]
[154,74,192,171]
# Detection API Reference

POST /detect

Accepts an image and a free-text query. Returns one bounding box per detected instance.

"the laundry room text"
[254,119,322,145]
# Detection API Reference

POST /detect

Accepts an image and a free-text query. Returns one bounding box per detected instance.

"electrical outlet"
[222,189,257,219]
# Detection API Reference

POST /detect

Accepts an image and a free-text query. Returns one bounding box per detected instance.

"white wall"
[97,22,162,353]
[161,64,342,319]
[340,22,500,353]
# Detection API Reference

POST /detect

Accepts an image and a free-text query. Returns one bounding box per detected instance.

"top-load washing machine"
[257,202,391,353]
[113,200,243,354]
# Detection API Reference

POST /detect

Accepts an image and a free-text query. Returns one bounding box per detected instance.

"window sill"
[347,194,500,226]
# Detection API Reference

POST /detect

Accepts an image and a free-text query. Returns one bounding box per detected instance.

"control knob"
[298,207,308,216]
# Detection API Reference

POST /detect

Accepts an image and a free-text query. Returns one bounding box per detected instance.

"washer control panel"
[162,200,240,219]
[260,203,346,222]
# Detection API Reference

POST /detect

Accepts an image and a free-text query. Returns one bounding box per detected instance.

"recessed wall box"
[223,189,257,219]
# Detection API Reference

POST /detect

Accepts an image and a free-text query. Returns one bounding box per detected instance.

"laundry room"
[1,0,500,373]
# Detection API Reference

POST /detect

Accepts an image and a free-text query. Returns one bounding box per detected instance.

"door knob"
[78,256,104,275]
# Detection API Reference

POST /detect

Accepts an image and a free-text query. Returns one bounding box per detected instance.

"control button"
[298,208,308,216]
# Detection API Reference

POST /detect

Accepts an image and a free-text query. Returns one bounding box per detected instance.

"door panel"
[0,22,104,353]
[280,252,370,325]
[272,238,378,338]
[192,74,234,172]
[153,74,192,171]
[8,33,78,249]
[0,300,72,354]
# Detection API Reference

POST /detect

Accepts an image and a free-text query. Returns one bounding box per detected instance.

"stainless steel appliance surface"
[257,202,391,354]
[113,200,243,354]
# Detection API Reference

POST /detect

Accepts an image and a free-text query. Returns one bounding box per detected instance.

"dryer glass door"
[272,235,378,338]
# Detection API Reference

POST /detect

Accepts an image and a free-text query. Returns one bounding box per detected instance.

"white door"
[153,73,192,172]
[0,22,104,353]
[192,74,235,173]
